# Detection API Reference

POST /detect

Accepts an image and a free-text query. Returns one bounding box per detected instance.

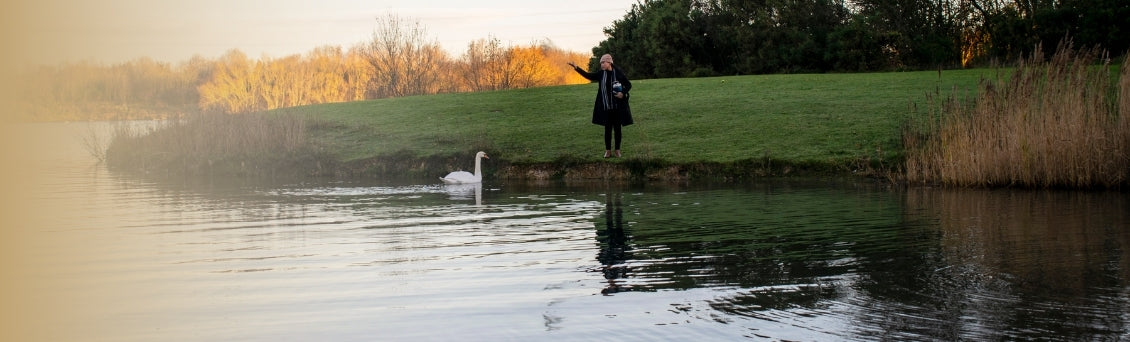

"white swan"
[439,151,489,184]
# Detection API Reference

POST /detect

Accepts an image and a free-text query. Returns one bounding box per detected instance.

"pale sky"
[4,0,638,66]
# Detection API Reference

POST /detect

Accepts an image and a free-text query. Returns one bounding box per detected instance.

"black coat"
[573,66,633,126]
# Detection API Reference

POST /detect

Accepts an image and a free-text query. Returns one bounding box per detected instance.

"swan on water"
[439,151,489,184]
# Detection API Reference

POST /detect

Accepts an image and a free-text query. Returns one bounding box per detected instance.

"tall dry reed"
[106,112,330,177]
[905,44,1129,188]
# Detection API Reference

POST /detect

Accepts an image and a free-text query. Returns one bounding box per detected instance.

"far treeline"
[18,0,1129,121]
[593,0,1128,77]
[15,15,591,121]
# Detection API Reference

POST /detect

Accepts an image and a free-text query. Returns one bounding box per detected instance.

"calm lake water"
[7,122,1130,341]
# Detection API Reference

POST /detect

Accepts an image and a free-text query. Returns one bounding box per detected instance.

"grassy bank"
[108,69,989,181]
[291,69,986,180]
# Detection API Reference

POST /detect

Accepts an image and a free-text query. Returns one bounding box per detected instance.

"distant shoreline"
[101,64,1128,189]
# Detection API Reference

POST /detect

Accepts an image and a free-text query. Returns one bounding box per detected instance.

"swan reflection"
[443,183,482,205]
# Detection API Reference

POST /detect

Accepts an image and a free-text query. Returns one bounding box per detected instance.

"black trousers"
[604,123,622,150]
[603,109,624,151]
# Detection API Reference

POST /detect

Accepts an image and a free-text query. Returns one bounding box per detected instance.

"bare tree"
[362,14,446,99]
[344,46,374,101]
[507,45,555,89]
[461,36,506,91]
[198,49,257,114]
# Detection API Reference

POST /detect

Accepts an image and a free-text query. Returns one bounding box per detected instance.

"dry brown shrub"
[905,43,1129,188]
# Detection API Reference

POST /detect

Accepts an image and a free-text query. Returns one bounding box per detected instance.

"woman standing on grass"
[570,53,633,158]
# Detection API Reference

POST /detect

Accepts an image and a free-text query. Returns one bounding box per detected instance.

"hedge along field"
[286,69,988,170]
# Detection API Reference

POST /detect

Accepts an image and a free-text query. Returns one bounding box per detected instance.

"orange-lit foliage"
[460,37,508,92]
[15,17,604,119]
[507,46,556,89]
[15,58,198,121]
[538,43,592,86]
[197,50,256,114]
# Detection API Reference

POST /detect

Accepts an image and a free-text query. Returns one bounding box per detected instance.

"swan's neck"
[473,156,482,177]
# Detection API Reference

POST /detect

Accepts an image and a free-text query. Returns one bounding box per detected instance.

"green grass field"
[108,69,992,180]
[285,69,987,167]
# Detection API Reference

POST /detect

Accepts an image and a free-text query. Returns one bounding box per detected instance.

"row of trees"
[24,2,1125,120]
[17,57,204,120]
[593,0,1129,78]
[19,15,591,120]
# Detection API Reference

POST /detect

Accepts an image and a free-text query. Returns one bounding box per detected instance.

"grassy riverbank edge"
[103,148,871,184]
[103,121,902,184]
[101,63,1118,187]
[298,70,992,182]
[329,150,883,182]
[104,70,984,182]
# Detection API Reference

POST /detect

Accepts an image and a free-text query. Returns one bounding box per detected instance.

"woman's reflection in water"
[596,192,632,295]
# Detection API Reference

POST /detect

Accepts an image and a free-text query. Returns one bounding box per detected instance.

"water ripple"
[20,125,1130,342]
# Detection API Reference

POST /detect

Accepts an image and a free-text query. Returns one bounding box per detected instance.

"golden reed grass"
[905,44,1129,188]
[106,112,328,176]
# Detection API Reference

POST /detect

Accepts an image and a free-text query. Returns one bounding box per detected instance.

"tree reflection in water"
[580,182,1129,341]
